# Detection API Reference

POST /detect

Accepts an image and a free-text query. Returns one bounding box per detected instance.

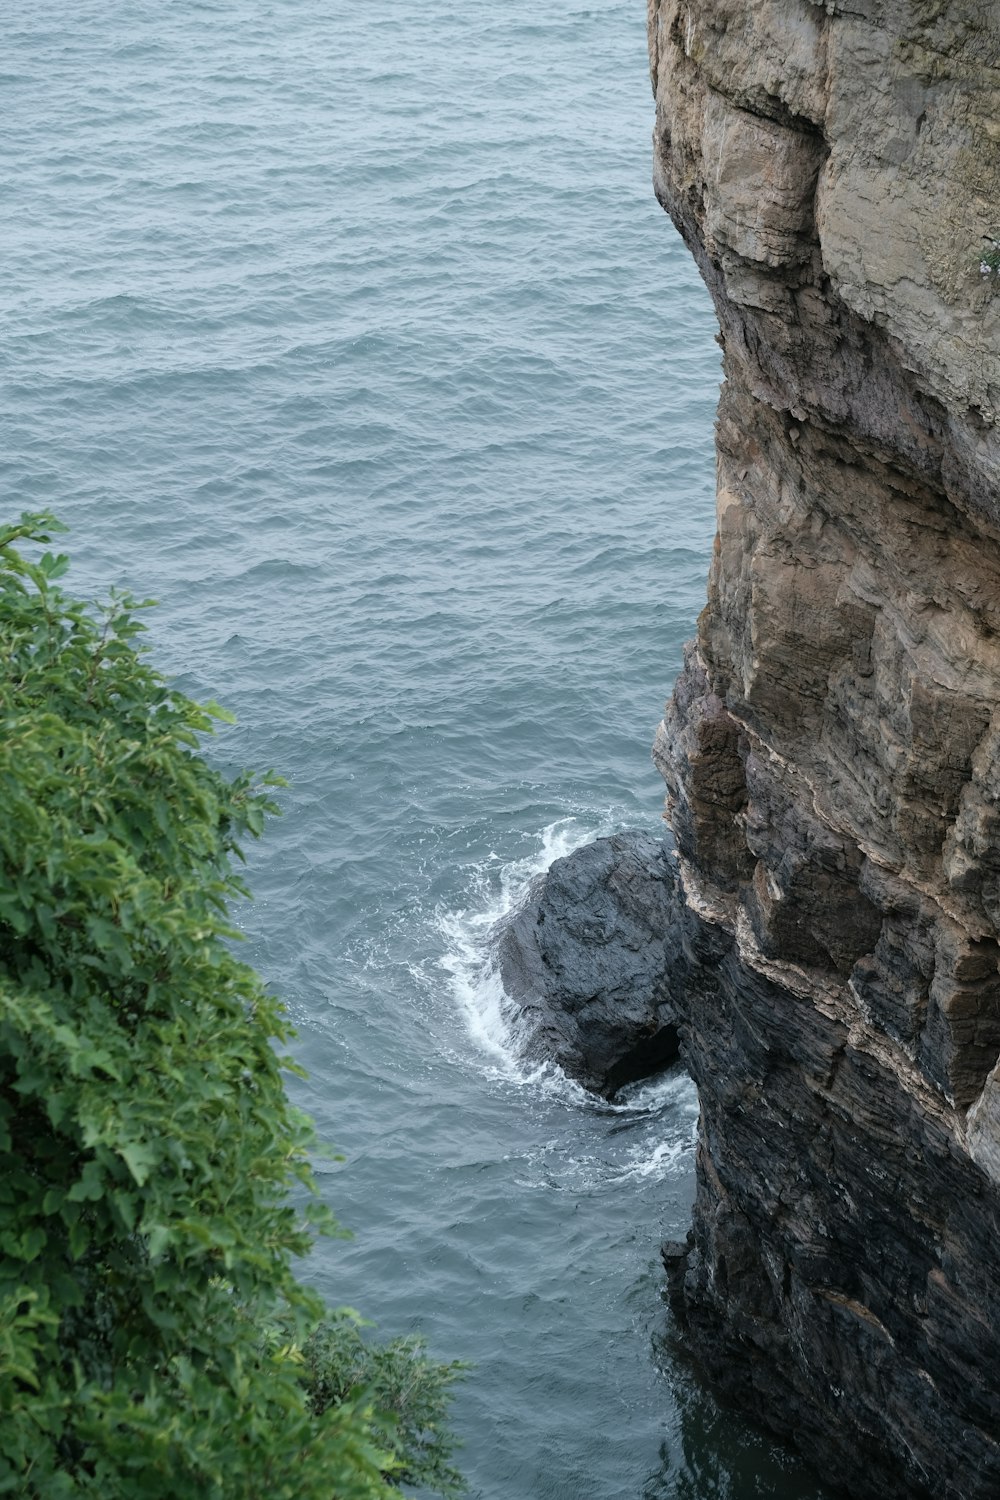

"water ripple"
[6,2,830,1495]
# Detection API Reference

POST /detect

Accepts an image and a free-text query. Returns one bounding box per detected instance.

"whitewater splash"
[435,815,696,1120]
[437,817,602,1088]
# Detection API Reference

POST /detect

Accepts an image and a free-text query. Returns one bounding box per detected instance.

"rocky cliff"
[647,2,1000,1495]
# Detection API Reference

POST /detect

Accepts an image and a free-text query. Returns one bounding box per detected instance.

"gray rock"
[495,831,680,1098]
[647,1,1000,1495]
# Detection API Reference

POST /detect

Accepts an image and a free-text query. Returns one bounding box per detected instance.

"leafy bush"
[0,513,464,1498]
[304,1320,466,1500]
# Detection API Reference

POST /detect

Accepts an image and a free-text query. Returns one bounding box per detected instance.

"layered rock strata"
[496,831,679,1097]
[647,2,1000,1495]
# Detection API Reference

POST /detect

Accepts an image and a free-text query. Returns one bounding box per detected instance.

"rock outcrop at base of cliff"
[495,831,680,1097]
[647,1,1000,1496]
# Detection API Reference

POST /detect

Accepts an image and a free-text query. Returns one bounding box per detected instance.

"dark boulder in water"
[495,830,680,1098]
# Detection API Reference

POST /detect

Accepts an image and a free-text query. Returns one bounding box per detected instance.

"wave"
[435,815,694,1111]
[436,816,603,1086]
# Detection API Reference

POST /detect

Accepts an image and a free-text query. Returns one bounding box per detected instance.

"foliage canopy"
[0,513,463,1498]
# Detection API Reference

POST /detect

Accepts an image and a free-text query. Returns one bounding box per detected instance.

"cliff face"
[647,3,1000,1494]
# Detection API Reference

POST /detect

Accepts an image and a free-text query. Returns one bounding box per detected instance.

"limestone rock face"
[495,832,680,1097]
[648,2,1000,1494]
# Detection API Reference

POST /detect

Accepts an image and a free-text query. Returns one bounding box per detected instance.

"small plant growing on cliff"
[980,236,1000,277]
[0,512,464,1498]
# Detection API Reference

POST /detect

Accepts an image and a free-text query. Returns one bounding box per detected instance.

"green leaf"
[119,1140,157,1187]
[198,699,237,724]
[67,1161,103,1203]
[68,1220,90,1259]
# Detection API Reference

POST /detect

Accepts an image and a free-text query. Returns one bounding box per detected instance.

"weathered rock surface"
[495,831,680,1097]
[647,1,1000,1495]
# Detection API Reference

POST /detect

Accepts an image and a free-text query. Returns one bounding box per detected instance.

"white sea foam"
[611,1110,700,1183]
[497,1111,697,1191]
[437,822,626,1092]
[434,816,698,1138]
[436,816,606,1087]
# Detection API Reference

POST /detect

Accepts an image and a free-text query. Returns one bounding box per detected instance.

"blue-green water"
[6,3,830,1496]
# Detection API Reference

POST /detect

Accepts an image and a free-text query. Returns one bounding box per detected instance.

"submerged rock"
[495,831,680,1098]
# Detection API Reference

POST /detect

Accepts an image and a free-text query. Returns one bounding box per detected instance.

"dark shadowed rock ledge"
[495,831,680,1098]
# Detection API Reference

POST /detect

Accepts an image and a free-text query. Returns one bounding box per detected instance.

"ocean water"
[5,3,831,1496]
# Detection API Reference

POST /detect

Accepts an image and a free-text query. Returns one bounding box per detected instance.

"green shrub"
[980,236,1000,277]
[304,1320,466,1500]
[0,512,464,1498]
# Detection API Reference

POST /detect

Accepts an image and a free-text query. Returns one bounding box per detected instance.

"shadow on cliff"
[644,1332,839,1500]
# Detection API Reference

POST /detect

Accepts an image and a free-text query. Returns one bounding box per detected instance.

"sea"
[5,3,831,1496]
